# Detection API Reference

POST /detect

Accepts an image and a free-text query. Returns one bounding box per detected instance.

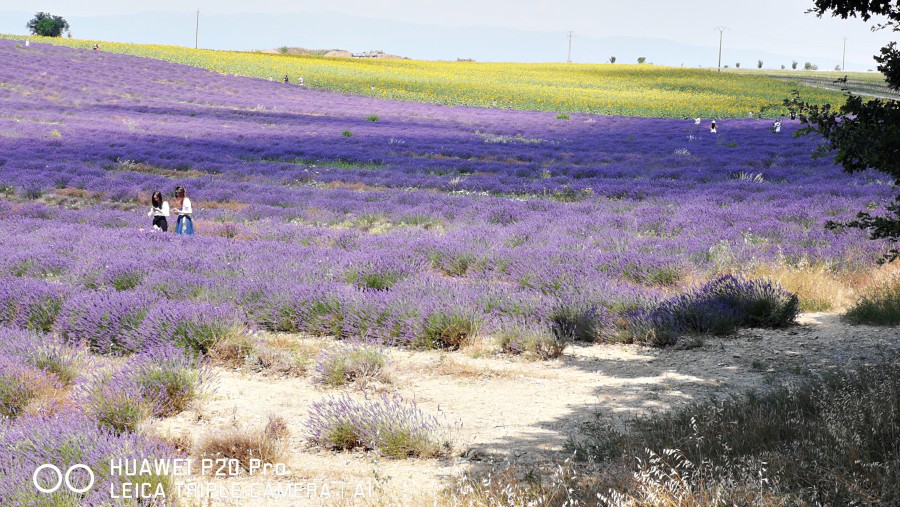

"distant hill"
[0,9,872,70]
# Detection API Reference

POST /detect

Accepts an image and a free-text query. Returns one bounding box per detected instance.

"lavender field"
[0,40,897,505]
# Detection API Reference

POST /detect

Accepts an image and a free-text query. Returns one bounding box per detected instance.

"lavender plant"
[0,326,83,385]
[123,342,208,416]
[496,318,569,359]
[0,276,69,332]
[305,394,449,458]
[55,291,153,355]
[0,410,178,506]
[311,342,389,386]
[83,372,154,435]
[139,302,246,354]
[622,276,799,345]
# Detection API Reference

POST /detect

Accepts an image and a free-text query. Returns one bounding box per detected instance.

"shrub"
[366,115,379,121]
[548,295,603,342]
[0,357,56,418]
[344,255,416,291]
[574,358,900,505]
[496,319,569,359]
[0,410,176,506]
[278,284,347,337]
[101,261,147,291]
[56,290,152,354]
[198,415,289,472]
[419,306,480,349]
[140,302,246,354]
[341,130,353,137]
[620,276,799,345]
[447,459,581,506]
[125,342,207,416]
[84,372,154,434]
[843,278,900,325]
[208,331,255,366]
[312,342,388,386]
[306,394,449,458]
[556,113,570,120]
[0,326,83,385]
[0,276,69,332]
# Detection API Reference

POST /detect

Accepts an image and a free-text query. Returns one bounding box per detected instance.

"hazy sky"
[4,0,897,64]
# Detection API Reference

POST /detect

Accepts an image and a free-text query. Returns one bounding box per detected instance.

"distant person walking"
[283,74,290,84]
[148,191,170,232]
[710,120,718,134]
[773,120,782,133]
[171,186,194,236]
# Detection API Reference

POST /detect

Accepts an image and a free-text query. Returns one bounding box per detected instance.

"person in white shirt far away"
[148,191,169,231]
[171,186,194,235]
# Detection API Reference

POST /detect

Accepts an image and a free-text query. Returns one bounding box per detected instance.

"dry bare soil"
[153,313,899,506]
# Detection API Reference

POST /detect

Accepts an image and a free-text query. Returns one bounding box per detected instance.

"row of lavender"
[2,40,893,195]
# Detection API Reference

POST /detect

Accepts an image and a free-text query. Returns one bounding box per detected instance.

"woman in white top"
[148,191,170,231]
[171,186,194,235]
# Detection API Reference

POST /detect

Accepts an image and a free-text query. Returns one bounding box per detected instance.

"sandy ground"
[151,313,900,506]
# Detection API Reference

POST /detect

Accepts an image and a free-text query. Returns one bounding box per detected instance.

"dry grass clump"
[197,415,290,473]
[211,332,318,376]
[445,458,584,506]
[570,355,900,505]
[752,260,900,312]
[752,262,848,311]
[431,354,513,379]
[843,274,900,325]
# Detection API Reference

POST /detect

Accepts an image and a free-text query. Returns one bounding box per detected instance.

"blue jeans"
[176,215,194,235]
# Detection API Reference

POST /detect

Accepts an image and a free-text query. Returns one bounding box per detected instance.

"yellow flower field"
[5,35,852,118]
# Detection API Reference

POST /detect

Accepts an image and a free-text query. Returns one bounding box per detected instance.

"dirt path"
[153,313,899,506]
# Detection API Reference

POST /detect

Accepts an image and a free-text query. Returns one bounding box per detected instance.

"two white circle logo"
[32,464,95,494]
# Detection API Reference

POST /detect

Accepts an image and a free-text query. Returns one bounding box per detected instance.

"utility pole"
[842,36,847,71]
[716,26,728,72]
[195,9,199,49]
[567,31,574,63]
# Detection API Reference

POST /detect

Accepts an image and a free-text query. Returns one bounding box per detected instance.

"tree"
[637,56,646,64]
[26,12,69,37]
[758,60,764,68]
[736,62,741,68]
[787,0,900,262]
[804,61,819,70]
[792,60,799,69]
[609,56,616,64]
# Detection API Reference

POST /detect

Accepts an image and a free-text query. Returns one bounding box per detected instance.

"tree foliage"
[787,0,900,262]
[27,12,69,37]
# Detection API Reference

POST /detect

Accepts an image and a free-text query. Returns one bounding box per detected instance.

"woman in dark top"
[148,191,169,231]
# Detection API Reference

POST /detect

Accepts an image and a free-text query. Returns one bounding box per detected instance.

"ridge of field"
[2,34,852,118]
[760,68,900,100]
